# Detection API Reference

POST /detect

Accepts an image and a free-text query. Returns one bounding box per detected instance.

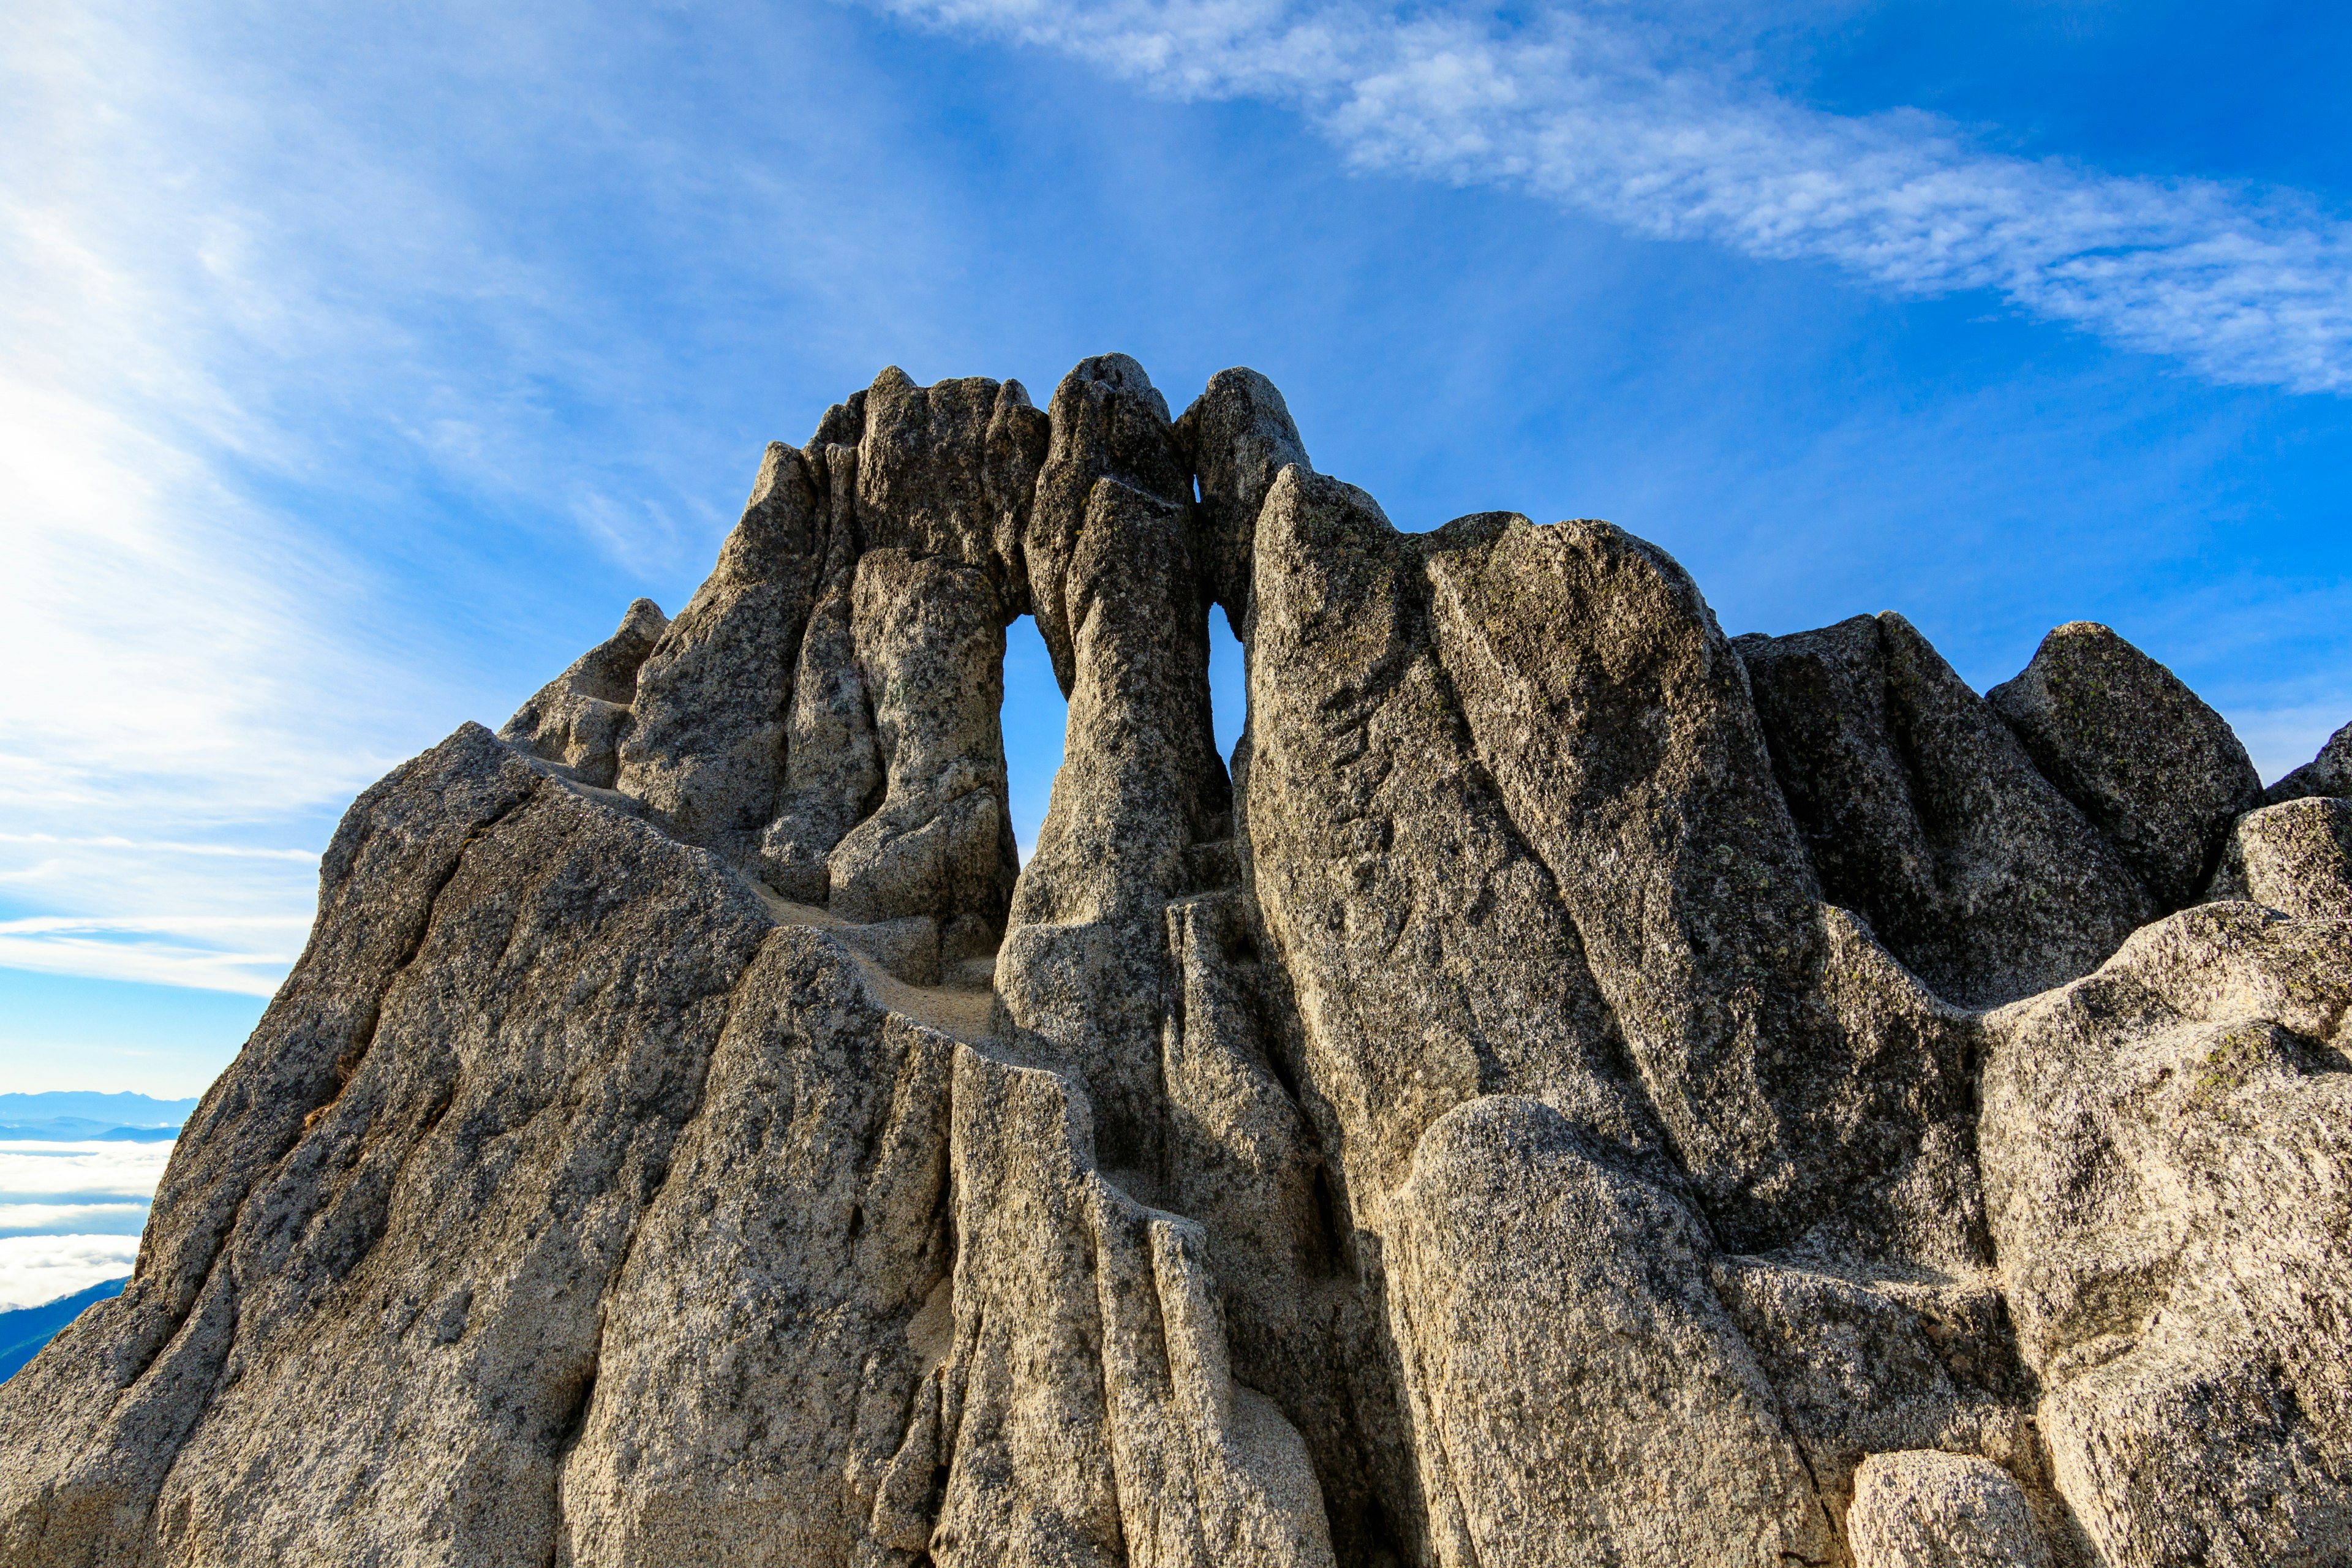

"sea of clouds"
[0,1103,185,1311]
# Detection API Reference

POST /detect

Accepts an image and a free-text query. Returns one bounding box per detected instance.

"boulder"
[1846,1452,2051,1568]
[1710,1258,2044,1546]
[0,725,774,1566]
[2206,796,2352,919]
[557,929,957,1566]
[1739,613,2157,1006]
[1988,622,2262,907]
[1243,480,1664,1221]
[1385,1097,1835,1568]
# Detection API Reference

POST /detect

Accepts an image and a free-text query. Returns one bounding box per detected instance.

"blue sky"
[4,0,2348,1100]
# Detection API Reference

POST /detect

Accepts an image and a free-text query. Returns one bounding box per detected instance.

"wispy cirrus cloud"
[0,355,388,990]
[2,1,530,995]
[0,918,306,998]
[865,0,2352,394]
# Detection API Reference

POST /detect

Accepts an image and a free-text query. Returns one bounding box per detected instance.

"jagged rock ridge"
[4,356,2348,1568]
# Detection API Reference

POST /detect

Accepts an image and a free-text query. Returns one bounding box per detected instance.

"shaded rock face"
[1986,621,2263,908]
[1736,614,2155,1007]
[6,359,2346,1568]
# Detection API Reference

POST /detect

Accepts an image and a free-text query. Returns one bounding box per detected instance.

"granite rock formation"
[5,358,2348,1568]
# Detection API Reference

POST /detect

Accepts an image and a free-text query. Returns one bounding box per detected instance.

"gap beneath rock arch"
[1000,609,1249,869]
[1001,613,1067,867]
[1208,611,1246,770]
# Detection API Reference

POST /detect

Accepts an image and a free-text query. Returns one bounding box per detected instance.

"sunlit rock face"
[4,358,2347,1568]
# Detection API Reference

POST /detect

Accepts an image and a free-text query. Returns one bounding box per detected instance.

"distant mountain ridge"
[0,1281,129,1382]
[0,1094,195,1144]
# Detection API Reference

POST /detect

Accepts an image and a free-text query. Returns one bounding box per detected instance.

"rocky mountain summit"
[6,356,2349,1568]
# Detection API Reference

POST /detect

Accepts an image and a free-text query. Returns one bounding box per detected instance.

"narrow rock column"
[759,496,884,902]
[824,548,1019,954]
[1174,367,1310,635]
[1024,354,1196,693]
[618,442,828,859]
[998,356,1227,1182]
[999,477,1227,1178]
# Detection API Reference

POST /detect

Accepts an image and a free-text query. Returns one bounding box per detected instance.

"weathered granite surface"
[1738,614,2156,1006]
[1986,621,2263,908]
[2206,795,2352,920]
[1848,1450,2051,1568]
[6,359,2346,1568]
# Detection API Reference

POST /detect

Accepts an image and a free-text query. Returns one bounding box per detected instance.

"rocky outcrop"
[2206,796,2352,919]
[1987,622,2263,907]
[1980,903,2352,1568]
[0,726,773,1566]
[499,597,669,786]
[6,358,2345,1568]
[619,443,828,859]
[1736,614,2155,1006]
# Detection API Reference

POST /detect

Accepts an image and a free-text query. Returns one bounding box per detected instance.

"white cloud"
[0,1142,170,1305]
[865,0,2352,393]
[0,1204,149,1237]
[0,1140,178,1202]
[0,1235,142,1311]
[0,6,444,999]
[0,835,318,864]
[0,920,303,997]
